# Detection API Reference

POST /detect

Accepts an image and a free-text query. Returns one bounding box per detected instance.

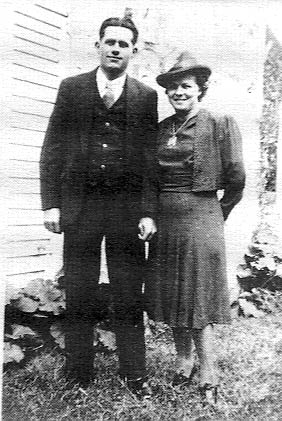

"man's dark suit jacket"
[40,68,159,228]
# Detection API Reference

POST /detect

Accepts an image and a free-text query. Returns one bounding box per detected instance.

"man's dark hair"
[99,17,139,45]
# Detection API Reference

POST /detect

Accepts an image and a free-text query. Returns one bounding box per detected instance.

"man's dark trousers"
[64,190,146,384]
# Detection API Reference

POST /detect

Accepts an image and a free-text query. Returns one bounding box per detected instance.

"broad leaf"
[11,324,37,339]
[276,264,282,278]
[4,343,24,364]
[12,296,39,313]
[22,278,45,298]
[254,257,276,272]
[6,286,21,304]
[238,298,264,318]
[39,299,65,315]
[97,328,116,351]
[237,264,253,279]
[239,291,252,299]
[50,323,65,349]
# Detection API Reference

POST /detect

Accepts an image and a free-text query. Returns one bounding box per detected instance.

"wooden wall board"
[9,177,40,194]
[5,0,68,287]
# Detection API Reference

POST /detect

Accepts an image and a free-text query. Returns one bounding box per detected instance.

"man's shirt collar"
[96,67,127,102]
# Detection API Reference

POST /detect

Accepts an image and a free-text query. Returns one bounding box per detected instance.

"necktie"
[103,84,115,109]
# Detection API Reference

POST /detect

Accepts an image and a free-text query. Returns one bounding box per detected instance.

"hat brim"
[156,65,211,88]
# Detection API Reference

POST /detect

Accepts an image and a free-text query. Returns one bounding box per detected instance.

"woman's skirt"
[151,191,231,329]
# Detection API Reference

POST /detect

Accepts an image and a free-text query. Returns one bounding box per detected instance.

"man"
[40,17,158,394]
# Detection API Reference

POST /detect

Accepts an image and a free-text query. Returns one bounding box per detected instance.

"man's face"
[166,75,201,114]
[96,26,136,77]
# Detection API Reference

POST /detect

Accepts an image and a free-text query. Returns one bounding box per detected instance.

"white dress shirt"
[96,67,127,104]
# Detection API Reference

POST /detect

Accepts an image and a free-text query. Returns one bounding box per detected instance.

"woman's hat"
[156,51,211,88]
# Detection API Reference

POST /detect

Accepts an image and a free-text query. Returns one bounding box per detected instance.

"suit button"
[102,143,108,148]
[101,164,106,169]
[105,122,110,127]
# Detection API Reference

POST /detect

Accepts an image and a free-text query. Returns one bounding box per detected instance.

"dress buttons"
[105,122,110,127]
[100,164,106,169]
[102,143,108,148]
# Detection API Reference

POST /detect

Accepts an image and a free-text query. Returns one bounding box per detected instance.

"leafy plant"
[235,241,282,317]
[9,278,66,315]
[4,278,116,366]
[237,243,282,292]
[49,321,116,351]
[4,324,43,364]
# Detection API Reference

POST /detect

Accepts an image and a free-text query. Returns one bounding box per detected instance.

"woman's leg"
[192,324,218,387]
[172,327,195,377]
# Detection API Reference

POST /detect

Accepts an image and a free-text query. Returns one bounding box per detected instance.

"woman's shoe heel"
[172,365,197,387]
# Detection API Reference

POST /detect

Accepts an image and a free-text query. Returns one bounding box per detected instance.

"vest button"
[100,164,106,169]
[102,143,108,148]
[105,122,110,127]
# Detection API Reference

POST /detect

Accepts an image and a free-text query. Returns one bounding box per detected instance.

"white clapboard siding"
[9,225,51,242]
[7,239,51,258]
[10,128,45,147]
[9,160,39,179]
[11,53,60,82]
[6,272,46,289]
[14,31,60,55]
[11,96,55,117]
[9,144,41,162]
[9,177,40,194]
[7,0,68,287]
[7,254,50,276]
[12,63,59,90]
[9,209,43,226]
[14,10,63,46]
[11,111,49,132]
[13,41,59,70]
[11,78,57,104]
[16,3,66,28]
[14,21,61,50]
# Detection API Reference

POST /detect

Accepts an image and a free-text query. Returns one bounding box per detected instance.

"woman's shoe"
[172,365,197,387]
[199,383,218,405]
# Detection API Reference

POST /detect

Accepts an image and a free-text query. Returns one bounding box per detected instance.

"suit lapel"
[122,76,140,162]
[125,76,140,132]
[78,68,100,114]
[78,68,101,153]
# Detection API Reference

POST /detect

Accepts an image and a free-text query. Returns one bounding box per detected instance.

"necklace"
[167,114,193,147]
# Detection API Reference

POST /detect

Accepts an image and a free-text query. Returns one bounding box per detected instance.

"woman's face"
[166,75,201,114]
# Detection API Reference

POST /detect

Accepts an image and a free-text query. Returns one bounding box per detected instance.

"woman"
[154,53,245,404]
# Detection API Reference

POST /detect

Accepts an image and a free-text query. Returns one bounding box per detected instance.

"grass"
[3,311,282,421]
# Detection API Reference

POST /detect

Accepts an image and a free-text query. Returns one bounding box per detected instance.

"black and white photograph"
[1,0,282,419]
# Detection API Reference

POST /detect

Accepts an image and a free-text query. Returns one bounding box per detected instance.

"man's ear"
[133,47,138,55]
[95,41,100,50]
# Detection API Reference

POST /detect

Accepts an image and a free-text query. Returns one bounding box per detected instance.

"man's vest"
[86,89,132,192]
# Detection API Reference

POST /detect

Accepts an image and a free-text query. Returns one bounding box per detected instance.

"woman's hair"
[194,72,209,101]
[99,17,139,45]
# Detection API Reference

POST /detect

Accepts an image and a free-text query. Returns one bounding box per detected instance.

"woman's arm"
[218,115,246,220]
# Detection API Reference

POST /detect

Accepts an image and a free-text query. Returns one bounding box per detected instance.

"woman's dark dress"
[154,113,231,329]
